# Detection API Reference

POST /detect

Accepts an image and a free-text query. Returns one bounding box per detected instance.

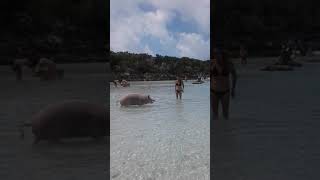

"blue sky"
[110,0,210,60]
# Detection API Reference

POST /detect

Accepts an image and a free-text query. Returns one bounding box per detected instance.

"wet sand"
[0,63,109,180]
[213,57,320,179]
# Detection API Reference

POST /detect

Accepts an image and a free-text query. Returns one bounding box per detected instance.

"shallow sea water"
[110,81,210,180]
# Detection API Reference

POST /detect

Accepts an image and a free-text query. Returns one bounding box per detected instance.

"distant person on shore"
[175,77,184,99]
[120,79,130,87]
[211,49,237,120]
[113,80,118,87]
[240,45,248,65]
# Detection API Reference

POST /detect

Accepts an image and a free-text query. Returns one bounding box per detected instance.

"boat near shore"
[192,80,205,84]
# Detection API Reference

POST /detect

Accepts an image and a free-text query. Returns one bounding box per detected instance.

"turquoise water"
[110,80,210,180]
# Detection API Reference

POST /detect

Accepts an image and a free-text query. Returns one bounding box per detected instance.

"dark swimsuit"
[211,65,230,98]
[176,81,183,93]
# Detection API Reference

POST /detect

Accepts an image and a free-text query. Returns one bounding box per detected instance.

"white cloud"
[110,2,173,52]
[176,33,210,60]
[143,10,174,42]
[147,0,210,34]
[110,0,210,60]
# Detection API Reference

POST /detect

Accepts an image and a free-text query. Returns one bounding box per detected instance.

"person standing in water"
[175,77,184,99]
[211,49,237,120]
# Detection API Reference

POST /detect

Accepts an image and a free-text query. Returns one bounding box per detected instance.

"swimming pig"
[119,94,155,106]
[20,101,108,144]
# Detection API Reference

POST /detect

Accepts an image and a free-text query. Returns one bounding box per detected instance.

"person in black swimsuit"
[211,49,237,120]
[175,77,184,99]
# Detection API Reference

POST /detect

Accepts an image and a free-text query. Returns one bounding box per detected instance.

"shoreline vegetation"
[110,51,210,81]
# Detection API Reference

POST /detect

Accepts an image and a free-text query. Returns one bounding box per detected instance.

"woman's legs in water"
[176,90,182,99]
[221,92,230,119]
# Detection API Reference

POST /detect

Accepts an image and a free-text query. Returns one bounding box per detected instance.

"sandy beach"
[214,56,320,180]
[0,63,109,180]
